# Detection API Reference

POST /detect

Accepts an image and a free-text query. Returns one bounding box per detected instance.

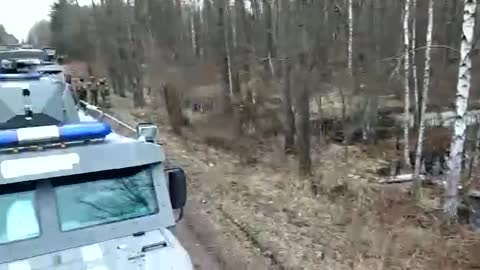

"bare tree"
[217,0,234,114]
[347,0,353,72]
[296,0,312,176]
[413,0,434,194]
[263,0,276,77]
[403,0,412,169]
[445,0,477,221]
[411,0,419,128]
[278,0,295,153]
[44,0,480,189]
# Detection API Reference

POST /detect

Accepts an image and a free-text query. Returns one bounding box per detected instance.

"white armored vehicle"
[0,70,193,269]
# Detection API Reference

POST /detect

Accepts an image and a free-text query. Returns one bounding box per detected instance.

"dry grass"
[120,94,480,270]
[186,138,480,269]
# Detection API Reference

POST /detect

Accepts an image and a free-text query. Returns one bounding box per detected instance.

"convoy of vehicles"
[0,44,193,269]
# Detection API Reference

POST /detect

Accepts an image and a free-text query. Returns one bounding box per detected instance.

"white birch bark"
[190,9,197,55]
[445,0,477,220]
[231,1,238,49]
[403,0,412,168]
[347,0,353,72]
[411,0,419,125]
[413,0,434,189]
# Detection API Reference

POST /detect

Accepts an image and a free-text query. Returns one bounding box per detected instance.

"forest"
[25,0,480,268]
[0,24,18,44]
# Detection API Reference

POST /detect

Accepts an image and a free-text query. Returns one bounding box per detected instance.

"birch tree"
[403,0,412,169]
[445,0,477,220]
[411,0,419,129]
[347,0,353,72]
[413,0,434,194]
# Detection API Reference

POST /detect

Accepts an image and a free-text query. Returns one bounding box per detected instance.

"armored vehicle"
[42,47,57,62]
[0,49,50,66]
[0,71,193,269]
[4,44,21,50]
[35,64,66,82]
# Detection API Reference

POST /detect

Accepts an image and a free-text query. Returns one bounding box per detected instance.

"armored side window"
[0,181,39,244]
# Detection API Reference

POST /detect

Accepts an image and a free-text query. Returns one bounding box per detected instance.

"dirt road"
[108,95,273,270]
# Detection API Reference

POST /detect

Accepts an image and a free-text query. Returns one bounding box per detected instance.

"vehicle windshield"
[53,166,159,231]
[0,182,39,244]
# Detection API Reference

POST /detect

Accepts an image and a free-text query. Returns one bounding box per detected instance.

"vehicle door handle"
[141,241,168,252]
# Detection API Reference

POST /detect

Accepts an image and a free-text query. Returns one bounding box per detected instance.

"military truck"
[0,71,193,269]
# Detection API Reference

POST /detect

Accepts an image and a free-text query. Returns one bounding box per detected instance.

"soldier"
[77,78,88,102]
[76,78,88,109]
[99,78,111,108]
[89,76,99,106]
[66,75,79,105]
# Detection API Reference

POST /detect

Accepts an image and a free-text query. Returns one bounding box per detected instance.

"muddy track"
[108,96,273,270]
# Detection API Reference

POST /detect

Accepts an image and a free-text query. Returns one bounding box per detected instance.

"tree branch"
[254,55,290,62]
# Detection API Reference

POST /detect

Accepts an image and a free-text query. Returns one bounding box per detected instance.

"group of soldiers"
[74,76,111,108]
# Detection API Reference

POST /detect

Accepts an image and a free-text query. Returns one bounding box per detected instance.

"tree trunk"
[263,0,275,77]
[194,9,201,58]
[445,0,477,221]
[412,0,420,130]
[297,66,311,176]
[235,0,252,83]
[133,82,145,107]
[218,3,233,114]
[163,83,186,135]
[283,60,295,153]
[297,1,311,176]
[413,0,434,195]
[190,8,198,57]
[445,0,459,67]
[347,0,353,72]
[278,0,294,153]
[403,0,412,170]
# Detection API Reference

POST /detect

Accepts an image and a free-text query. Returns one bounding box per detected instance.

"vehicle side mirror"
[165,167,187,209]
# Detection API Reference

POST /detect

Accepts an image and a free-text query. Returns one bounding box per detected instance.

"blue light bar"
[59,122,112,141]
[0,73,42,81]
[0,130,19,147]
[0,122,112,148]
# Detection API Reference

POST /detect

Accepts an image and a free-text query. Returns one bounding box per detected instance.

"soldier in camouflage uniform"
[76,78,88,109]
[89,76,99,106]
[99,78,111,108]
[77,78,88,102]
[66,75,79,105]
